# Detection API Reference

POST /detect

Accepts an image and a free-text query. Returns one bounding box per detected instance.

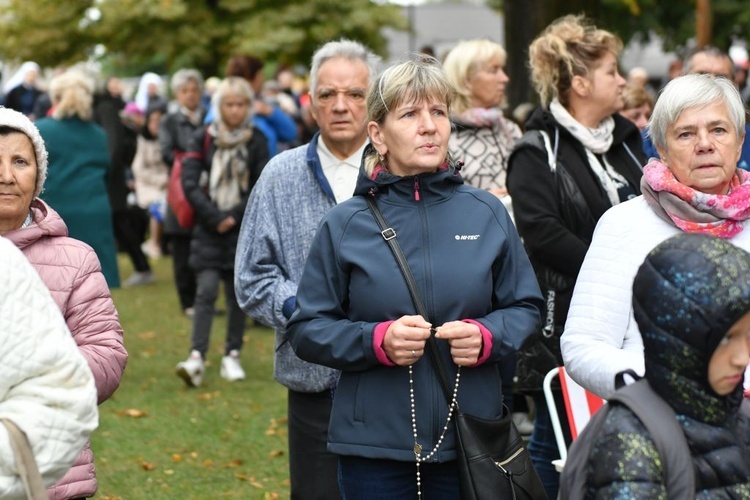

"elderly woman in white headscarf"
[134,71,166,115]
[3,61,42,119]
[0,106,126,499]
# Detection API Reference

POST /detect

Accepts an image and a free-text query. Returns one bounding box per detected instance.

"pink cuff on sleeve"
[373,321,396,366]
[462,319,492,367]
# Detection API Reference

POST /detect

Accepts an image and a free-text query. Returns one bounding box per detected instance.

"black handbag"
[364,195,547,500]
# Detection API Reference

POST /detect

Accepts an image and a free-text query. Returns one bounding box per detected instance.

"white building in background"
[383,2,504,61]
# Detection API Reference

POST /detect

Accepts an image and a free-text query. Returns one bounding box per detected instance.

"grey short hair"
[309,39,380,98]
[683,46,735,79]
[647,74,746,153]
[170,68,204,94]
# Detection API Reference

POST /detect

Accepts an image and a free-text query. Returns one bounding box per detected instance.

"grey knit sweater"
[235,134,340,392]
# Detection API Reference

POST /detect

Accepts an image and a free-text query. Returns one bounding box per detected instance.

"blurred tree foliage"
[493,0,750,52]
[598,0,750,52]
[0,0,408,77]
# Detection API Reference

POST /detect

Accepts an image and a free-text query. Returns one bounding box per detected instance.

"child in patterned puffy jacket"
[579,233,750,498]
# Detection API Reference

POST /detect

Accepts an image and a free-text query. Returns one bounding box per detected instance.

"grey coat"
[234,134,339,392]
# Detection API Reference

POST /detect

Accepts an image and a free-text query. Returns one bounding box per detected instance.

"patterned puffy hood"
[632,233,750,423]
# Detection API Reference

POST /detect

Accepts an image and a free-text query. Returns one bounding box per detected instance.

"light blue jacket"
[234,134,339,392]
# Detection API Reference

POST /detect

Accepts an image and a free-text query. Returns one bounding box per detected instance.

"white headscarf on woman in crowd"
[3,61,40,94]
[134,72,163,113]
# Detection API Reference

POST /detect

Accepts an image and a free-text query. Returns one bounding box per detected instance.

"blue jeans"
[528,390,569,500]
[339,456,460,500]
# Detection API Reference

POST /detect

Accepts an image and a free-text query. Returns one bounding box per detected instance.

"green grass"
[92,255,290,499]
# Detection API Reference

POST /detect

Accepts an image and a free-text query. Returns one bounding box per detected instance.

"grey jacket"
[234,133,340,392]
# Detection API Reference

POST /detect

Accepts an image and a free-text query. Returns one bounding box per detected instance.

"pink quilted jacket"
[6,199,127,499]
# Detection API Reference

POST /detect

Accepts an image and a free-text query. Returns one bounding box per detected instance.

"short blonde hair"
[443,39,507,114]
[365,56,455,172]
[212,76,255,125]
[50,70,94,120]
[529,15,622,108]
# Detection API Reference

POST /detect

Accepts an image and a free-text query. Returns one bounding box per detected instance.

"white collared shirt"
[317,138,367,204]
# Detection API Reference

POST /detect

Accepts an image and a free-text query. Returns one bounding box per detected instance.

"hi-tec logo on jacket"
[455,234,481,241]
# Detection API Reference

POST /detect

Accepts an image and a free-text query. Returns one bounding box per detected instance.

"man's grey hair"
[309,39,380,98]
[170,68,204,94]
[683,46,735,79]
[647,73,746,153]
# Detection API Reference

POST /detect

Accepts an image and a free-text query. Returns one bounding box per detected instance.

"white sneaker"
[512,411,535,436]
[220,350,246,382]
[141,241,162,259]
[176,350,205,387]
[123,271,155,287]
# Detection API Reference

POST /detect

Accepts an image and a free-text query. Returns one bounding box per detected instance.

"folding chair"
[543,366,606,472]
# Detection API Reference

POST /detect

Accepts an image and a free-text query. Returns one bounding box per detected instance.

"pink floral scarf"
[641,160,750,238]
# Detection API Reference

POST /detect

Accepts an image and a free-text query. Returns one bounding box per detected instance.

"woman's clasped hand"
[383,316,483,366]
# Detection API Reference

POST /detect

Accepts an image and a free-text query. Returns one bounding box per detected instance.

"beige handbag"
[1,418,48,499]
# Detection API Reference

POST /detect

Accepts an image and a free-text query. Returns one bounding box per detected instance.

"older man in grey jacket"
[235,39,379,500]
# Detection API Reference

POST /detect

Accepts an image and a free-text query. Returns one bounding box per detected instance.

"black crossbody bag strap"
[363,195,456,404]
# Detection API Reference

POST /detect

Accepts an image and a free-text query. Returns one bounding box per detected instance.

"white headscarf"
[3,62,40,94]
[134,72,163,113]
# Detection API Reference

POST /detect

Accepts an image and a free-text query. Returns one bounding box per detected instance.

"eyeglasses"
[315,87,367,103]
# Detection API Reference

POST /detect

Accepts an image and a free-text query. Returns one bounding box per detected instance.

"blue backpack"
[558,372,695,499]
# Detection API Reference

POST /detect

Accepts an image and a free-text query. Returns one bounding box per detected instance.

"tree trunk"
[504,0,545,121]
[696,0,712,47]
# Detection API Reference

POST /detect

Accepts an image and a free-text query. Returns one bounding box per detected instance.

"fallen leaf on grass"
[235,473,248,481]
[269,450,284,458]
[139,460,155,471]
[171,454,183,463]
[197,390,222,401]
[164,469,174,475]
[138,331,156,340]
[118,408,147,418]
[264,493,280,500]
[203,459,214,468]
[265,418,282,435]
[250,481,264,489]
[222,458,243,468]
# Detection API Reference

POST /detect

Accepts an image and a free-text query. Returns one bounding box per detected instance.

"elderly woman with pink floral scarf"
[562,73,750,400]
